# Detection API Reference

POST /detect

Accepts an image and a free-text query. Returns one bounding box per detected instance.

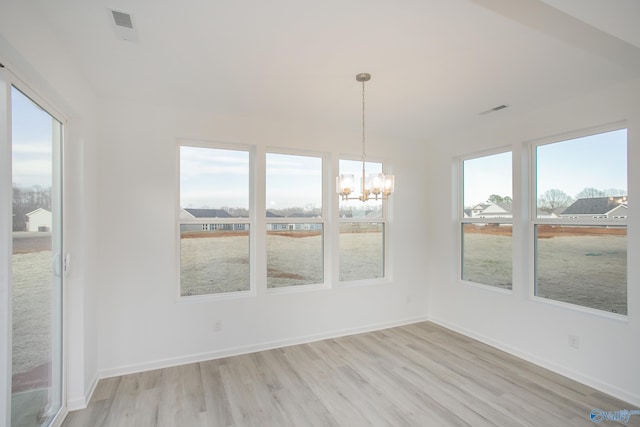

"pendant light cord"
[362,79,366,163]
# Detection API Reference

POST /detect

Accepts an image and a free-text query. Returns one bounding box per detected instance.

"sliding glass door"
[1,68,65,427]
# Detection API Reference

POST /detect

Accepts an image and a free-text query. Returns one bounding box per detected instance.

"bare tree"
[12,185,52,231]
[576,187,605,199]
[602,188,626,196]
[538,189,572,213]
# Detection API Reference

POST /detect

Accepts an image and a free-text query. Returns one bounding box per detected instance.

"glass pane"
[535,225,626,314]
[180,225,250,296]
[180,146,249,217]
[339,223,384,281]
[461,224,512,289]
[536,129,627,218]
[338,160,383,219]
[267,225,323,288]
[11,87,63,426]
[463,152,512,218]
[266,153,322,217]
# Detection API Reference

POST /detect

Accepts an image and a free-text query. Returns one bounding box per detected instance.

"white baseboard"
[67,372,99,411]
[98,315,430,380]
[428,316,640,408]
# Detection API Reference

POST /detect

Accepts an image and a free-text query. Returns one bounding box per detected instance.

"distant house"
[180,208,233,220]
[266,211,323,231]
[470,203,490,217]
[475,202,512,219]
[180,208,248,232]
[25,208,52,232]
[560,196,628,219]
[465,202,513,218]
[536,207,565,219]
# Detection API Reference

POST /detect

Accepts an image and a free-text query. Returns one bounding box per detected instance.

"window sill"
[530,295,628,323]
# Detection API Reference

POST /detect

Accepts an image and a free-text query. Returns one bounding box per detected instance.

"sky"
[180,146,250,209]
[266,153,322,210]
[179,149,387,211]
[463,129,627,207]
[11,87,56,189]
[536,129,627,199]
[180,147,325,210]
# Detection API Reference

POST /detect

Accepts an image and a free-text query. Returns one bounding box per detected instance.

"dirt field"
[180,231,383,294]
[463,225,627,314]
[11,249,53,392]
[12,232,51,254]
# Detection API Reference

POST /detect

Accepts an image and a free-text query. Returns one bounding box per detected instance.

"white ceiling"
[19,0,640,139]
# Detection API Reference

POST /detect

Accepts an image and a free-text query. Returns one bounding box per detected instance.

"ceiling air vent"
[109,9,138,42]
[112,10,134,29]
[479,104,510,115]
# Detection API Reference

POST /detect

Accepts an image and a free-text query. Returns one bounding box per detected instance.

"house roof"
[536,207,565,217]
[182,208,232,218]
[472,204,490,210]
[561,197,627,215]
[25,208,52,217]
[288,212,320,218]
[495,202,513,214]
[477,202,512,215]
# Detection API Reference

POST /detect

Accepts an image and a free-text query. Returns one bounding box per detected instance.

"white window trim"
[528,122,628,318]
[176,139,256,301]
[457,147,514,292]
[264,147,330,293]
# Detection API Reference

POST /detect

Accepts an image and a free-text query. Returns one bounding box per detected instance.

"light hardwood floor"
[62,322,639,426]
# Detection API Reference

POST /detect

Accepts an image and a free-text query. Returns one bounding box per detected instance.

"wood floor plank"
[251,349,336,427]
[199,359,235,427]
[62,322,640,427]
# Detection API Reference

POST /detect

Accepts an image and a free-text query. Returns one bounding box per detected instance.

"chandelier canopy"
[336,73,395,202]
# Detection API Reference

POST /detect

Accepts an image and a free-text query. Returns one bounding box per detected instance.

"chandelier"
[336,73,395,202]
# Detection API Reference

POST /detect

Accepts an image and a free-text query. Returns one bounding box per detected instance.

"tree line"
[537,187,626,213]
[12,185,51,231]
[482,187,626,213]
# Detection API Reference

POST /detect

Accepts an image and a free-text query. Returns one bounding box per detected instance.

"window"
[338,159,387,282]
[266,152,324,288]
[179,145,251,296]
[533,128,627,314]
[460,151,512,289]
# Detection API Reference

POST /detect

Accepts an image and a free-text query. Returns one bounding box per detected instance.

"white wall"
[0,2,100,411]
[94,98,430,377]
[426,77,640,406]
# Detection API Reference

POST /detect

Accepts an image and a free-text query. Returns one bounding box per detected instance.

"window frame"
[265,147,329,292]
[337,155,392,285]
[176,139,256,300]
[458,147,514,292]
[529,122,628,317]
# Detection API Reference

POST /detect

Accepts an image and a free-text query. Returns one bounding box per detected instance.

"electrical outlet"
[214,320,222,332]
[568,334,579,349]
